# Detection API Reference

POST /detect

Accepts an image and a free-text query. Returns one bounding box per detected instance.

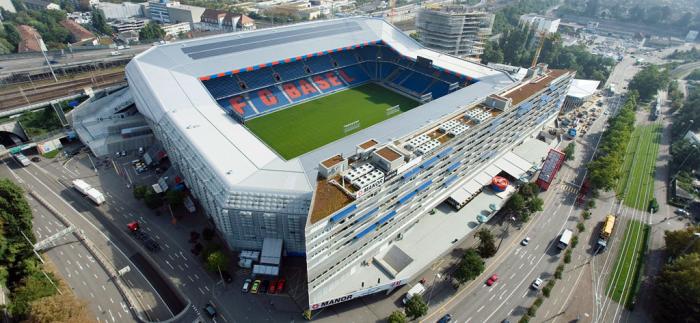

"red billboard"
[536,149,566,190]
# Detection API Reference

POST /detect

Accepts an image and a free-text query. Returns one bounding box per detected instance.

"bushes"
[555,264,564,279]
[571,235,579,248]
[582,210,591,220]
[577,222,586,232]
[564,249,572,263]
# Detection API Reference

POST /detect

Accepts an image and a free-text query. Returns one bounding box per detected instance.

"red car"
[276,278,285,293]
[268,279,278,294]
[486,274,499,286]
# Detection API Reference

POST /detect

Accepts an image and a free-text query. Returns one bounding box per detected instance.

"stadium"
[126,17,574,310]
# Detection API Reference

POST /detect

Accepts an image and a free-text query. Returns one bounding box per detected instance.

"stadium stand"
[273,62,308,82]
[400,72,434,94]
[330,51,357,67]
[206,75,242,99]
[238,68,276,90]
[249,86,291,113]
[202,43,473,121]
[306,55,335,73]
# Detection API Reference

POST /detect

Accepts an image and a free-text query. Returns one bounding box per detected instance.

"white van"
[402,283,426,305]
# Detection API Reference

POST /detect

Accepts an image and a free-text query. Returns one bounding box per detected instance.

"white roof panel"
[567,79,600,99]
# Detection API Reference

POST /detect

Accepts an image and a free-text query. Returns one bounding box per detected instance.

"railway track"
[0,71,126,111]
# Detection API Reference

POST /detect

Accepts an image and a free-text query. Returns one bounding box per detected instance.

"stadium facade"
[126,17,574,309]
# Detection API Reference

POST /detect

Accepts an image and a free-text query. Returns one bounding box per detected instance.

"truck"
[596,215,616,251]
[127,221,160,252]
[85,188,106,205]
[402,283,426,305]
[13,153,30,166]
[72,179,92,195]
[557,229,573,250]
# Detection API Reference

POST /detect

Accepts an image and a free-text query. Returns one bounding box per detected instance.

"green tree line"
[586,92,638,192]
[628,65,670,102]
[653,226,700,322]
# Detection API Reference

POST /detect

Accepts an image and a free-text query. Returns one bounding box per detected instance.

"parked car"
[276,278,285,293]
[30,156,41,162]
[486,274,499,286]
[260,280,269,293]
[521,237,530,246]
[531,277,543,290]
[675,208,690,216]
[242,278,251,293]
[269,279,277,294]
[203,303,217,317]
[251,280,261,294]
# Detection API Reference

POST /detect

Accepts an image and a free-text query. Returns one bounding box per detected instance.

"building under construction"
[415,4,493,57]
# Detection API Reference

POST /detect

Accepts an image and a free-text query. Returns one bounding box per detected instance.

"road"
[25,193,133,323]
[0,157,174,321]
[13,147,304,323]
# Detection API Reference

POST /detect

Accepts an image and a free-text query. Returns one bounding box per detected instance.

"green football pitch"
[246,83,419,159]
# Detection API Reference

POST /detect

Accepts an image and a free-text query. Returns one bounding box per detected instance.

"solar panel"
[183,21,363,60]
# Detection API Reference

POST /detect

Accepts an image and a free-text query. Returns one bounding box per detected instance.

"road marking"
[534,244,541,250]
[198,287,205,295]
[109,309,114,322]
[67,259,72,265]
[110,297,114,304]
[117,312,122,319]
[518,263,524,269]
[165,260,174,270]
[184,263,189,269]
[194,274,200,280]
[476,305,485,313]
[188,275,194,282]
[98,305,102,312]
[499,290,507,300]
[509,273,516,279]
[82,281,87,286]
[489,294,496,301]
[178,264,184,271]
[204,285,210,292]
[102,285,106,291]
[90,292,94,298]
[169,254,175,261]
[522,291,528,298]
[164,243,170,249]
[94,274,99,279]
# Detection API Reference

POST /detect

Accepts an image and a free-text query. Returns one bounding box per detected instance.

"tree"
[202,227,215,241]
[481,40,504,64]
[139,22,166,41]
[133,185,148,200]
[205,250,228,272]
[404,294,428,320]
[563,143,575,161]
[664,227,700,259]
[388,310,407,323]
[628,65,670,102]
[165,189,185,207]
[526,197,544,214]
[453,248,484,284]
[143,187,163,209]
[520,182,540,199]
[654,253,700,322]
[27,292,92,322]
[505,192,526,213]
[476,229,497,258]
[91,8,112,35]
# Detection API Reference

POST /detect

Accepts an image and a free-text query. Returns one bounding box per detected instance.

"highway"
[26,194,132,323]
[12,147,303,323]
[0,157,173,321]
[421,91,623,323]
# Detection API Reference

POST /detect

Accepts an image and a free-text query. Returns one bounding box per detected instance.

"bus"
[596,215,616,251]
[557,229,573,250]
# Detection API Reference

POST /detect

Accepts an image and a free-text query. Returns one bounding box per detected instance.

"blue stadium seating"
[363,62,378,80]
[238,68,276,90]
[206,75,243,99]
[218,96,257,119]
[283,78,326,102]
[273,62,307,82]
[378,46,399,62]
[357,46,378,62]
[389,68,413,84]
[331,51,357,67]
[305,55,335,73]
[379,63,397,80]
[248,86,290,113]
[338,65,370,85]
[428,80,451,98]
[201,44,475,122]
[400,73,434,94]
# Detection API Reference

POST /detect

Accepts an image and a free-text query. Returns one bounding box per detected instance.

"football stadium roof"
[126,17,515,194]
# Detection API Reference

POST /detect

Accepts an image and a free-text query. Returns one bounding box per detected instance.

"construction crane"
[531,31,547,68]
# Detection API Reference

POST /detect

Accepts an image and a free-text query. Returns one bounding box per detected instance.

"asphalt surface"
[14,148,305,323]
[0,157,173,321]
[0,45,150,75]
[24,192,133,323]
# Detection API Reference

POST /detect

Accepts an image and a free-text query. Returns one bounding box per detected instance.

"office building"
[416,5,493,57]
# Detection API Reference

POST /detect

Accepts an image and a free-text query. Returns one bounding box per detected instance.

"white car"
[521,237,530,246]
[531,277,543,290]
